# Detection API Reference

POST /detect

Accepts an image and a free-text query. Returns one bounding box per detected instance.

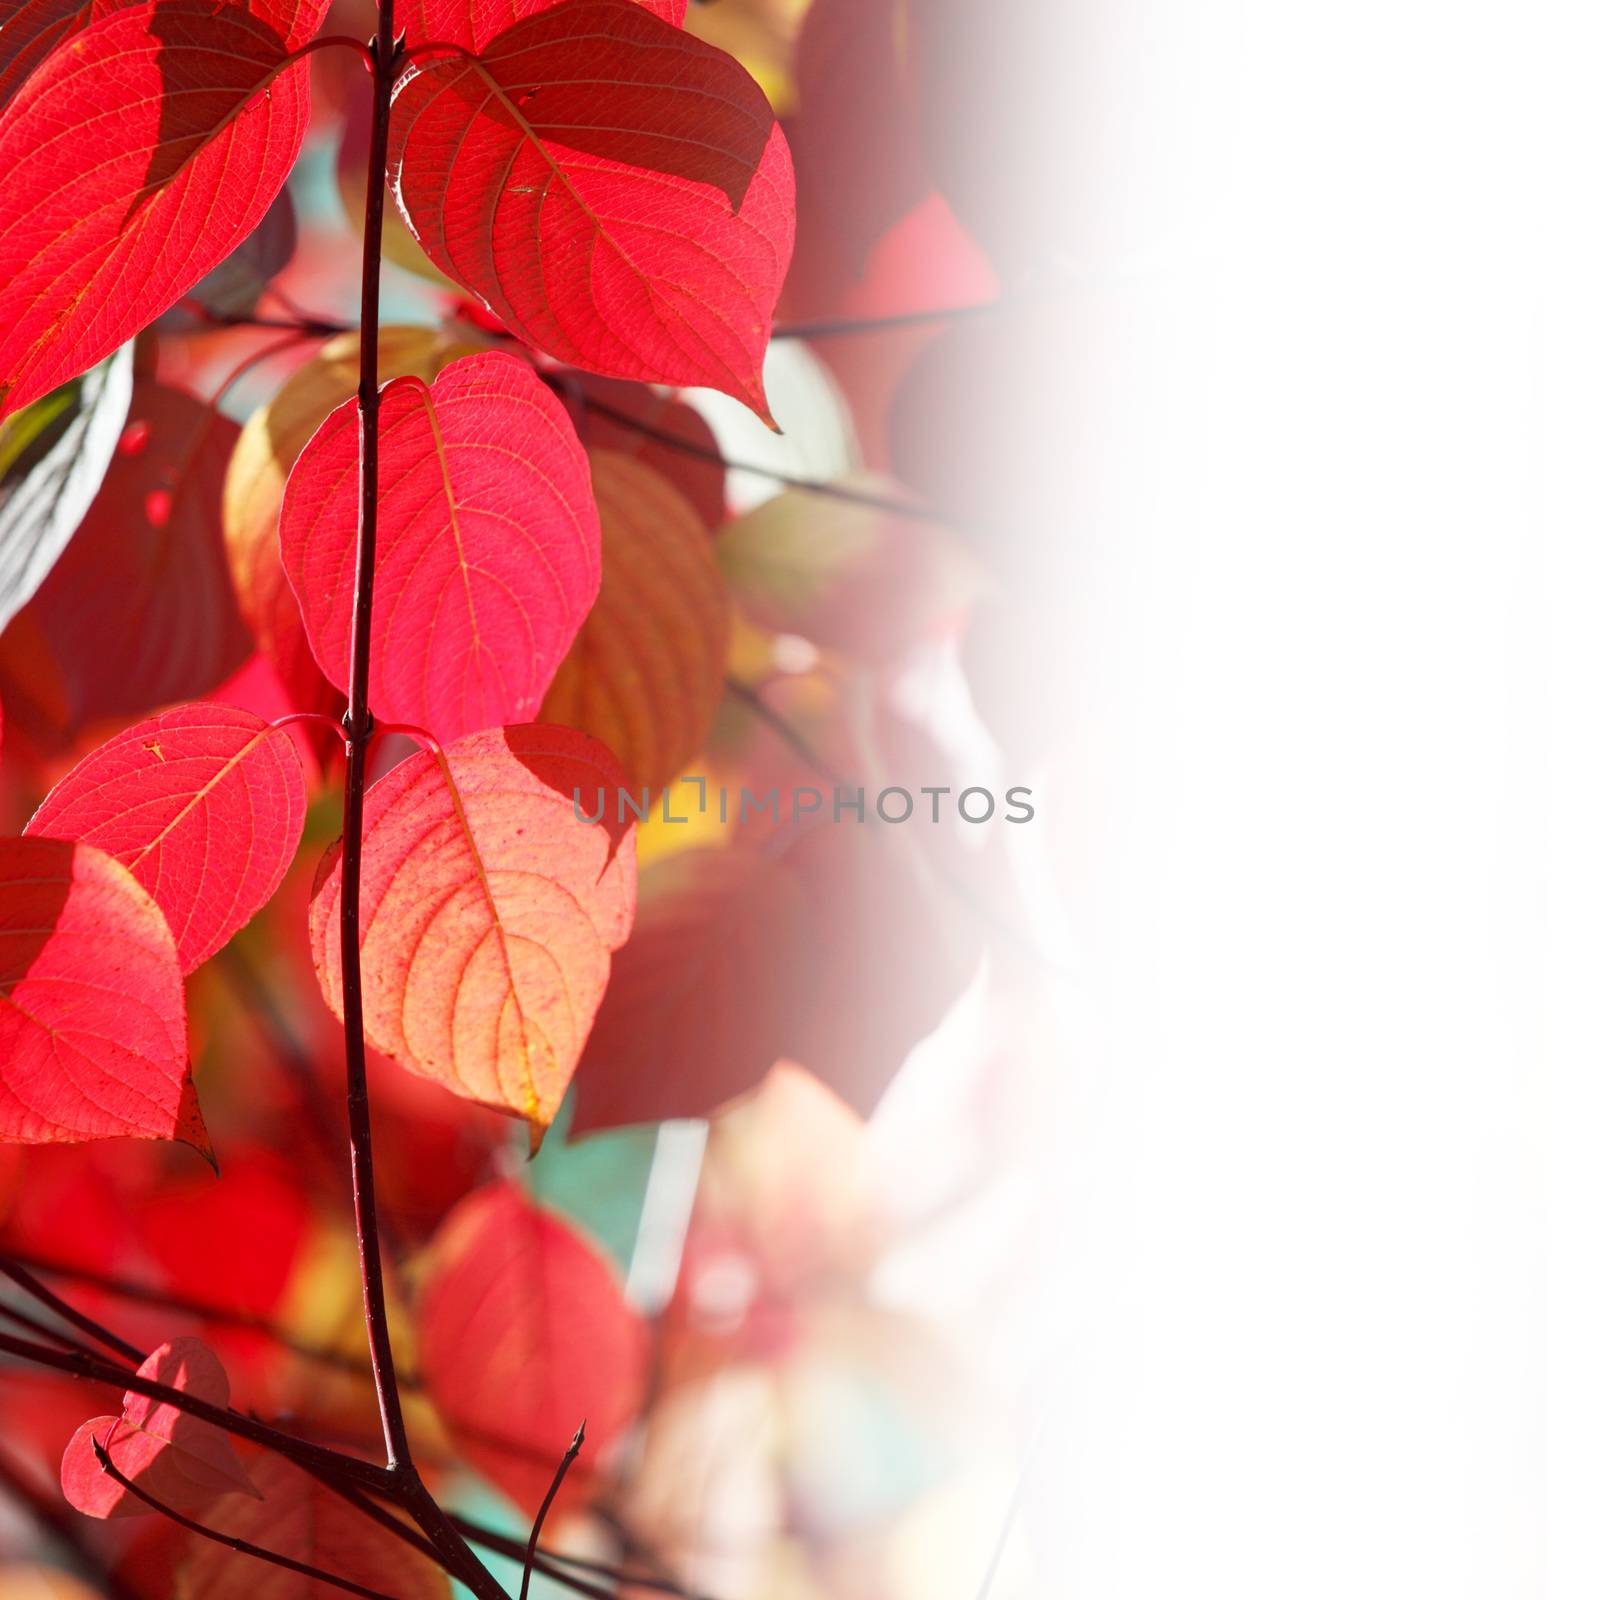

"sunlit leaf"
[224,327,472,718]
[0,0,314,420]
[0,838,203,1150]
[388,0,795,416]
[27,704,307,972]
[308,724,636,1130]
[60,1338,258,1519]
[280,351,599,742]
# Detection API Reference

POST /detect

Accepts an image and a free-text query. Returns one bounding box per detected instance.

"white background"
[1007,2,1600,1594]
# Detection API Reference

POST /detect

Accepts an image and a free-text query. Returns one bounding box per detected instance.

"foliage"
[0,0,1029,1595]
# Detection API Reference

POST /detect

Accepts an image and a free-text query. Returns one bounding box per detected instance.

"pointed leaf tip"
[388,1,794,413]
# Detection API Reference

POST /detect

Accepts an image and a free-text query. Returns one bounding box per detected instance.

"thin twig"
[1,1250,378,1378]
[973,1409,1048,1600]
[209,330,318,409]
[297,1467,445,1569]
[0,1298,115,1361]
[541,1550,707,1600]
[179,300,346,338]
[89,1435,404,1600]
[521,1423,584,1600]
[0,1257,143,1363]
[723,676,846,783]
[452,1509,708,1600]
[576,393,965,528]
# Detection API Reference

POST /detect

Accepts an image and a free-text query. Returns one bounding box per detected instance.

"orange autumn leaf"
[308,724,636,1131]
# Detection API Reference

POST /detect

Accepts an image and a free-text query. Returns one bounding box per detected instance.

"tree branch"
[451,1509,707,1600]
[0,1252,388,1382]
[573,391,965,528]
[342,7,411,1483]
[339,18,509,1599]
[0,1299,115,1362]
[0,1258,143,1364]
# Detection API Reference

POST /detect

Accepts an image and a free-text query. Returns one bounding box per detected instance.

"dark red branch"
[341,7,410,1482]
[339,18,510,1599]
[0,1299,113,1361]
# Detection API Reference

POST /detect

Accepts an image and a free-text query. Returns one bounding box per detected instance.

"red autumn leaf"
[16,383,251,731]
[177,186,298,325]
[0,0,327,119]
[0,0,312,421]
[60,1337,258,1519]
[388,0,795,417]
[0,837,205,1152]
[539,451,730,792]
[0,1143,313,1366]
[280,351,599,742]
[0,0,90,117]
[173,1453,451,1599]
[574,824,980,1131]
[26,704,307,973]
[395,0,682,52]
[416,1181,646,1512]
[573,844,814,1130]
[225,328,474,742]
[307,724,636,1131]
